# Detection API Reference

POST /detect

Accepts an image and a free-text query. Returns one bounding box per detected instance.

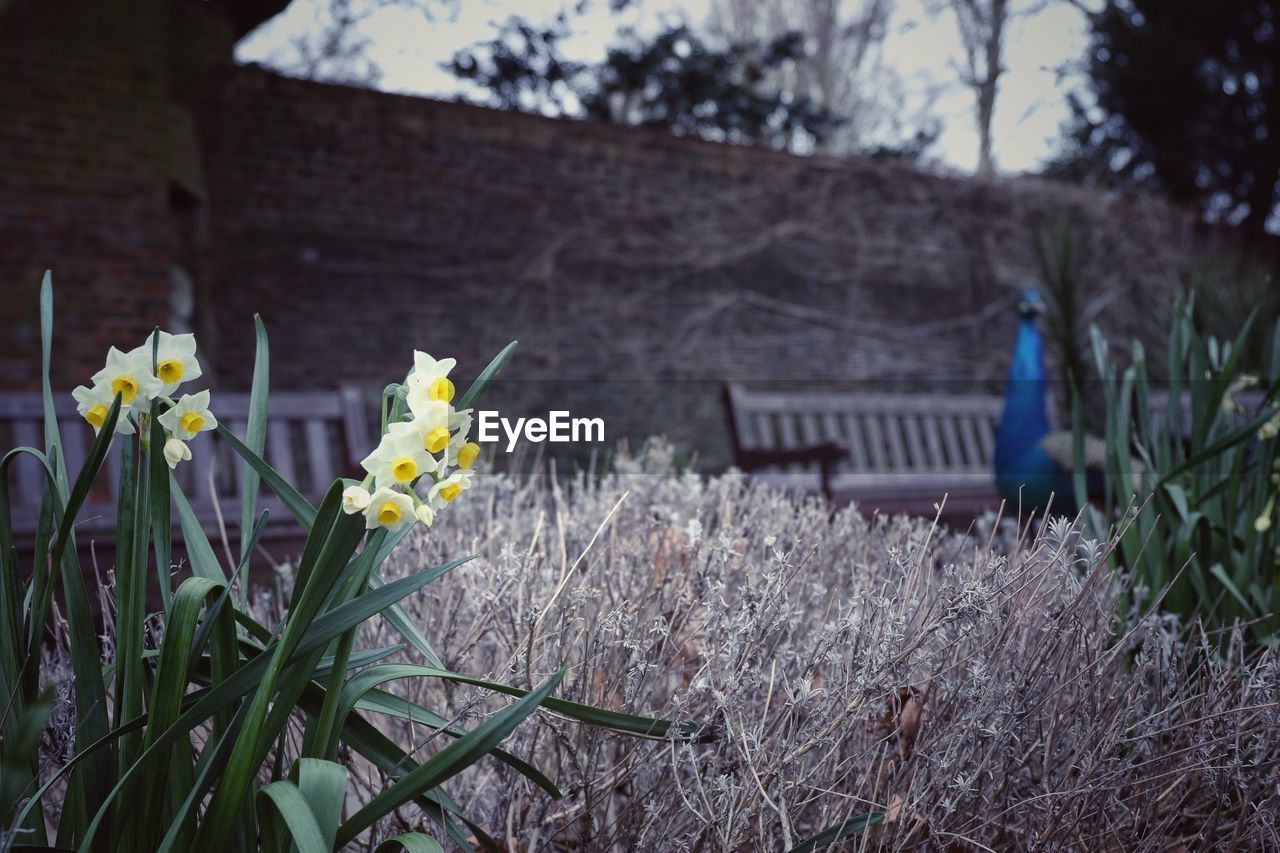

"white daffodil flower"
[71,383,135,435]
[450,409,473,438]
[414,503,435,527]
[407,351,457,406]
[163,437,191,469]
[91,346,161,406]
[443,412,477,470]
[142,330,202,396]
[396,400,453,456]
[342,485,372,515]
[361,427,437,488]
[364,487,415,532]
[158,390,218,440]
[428,469,473,510]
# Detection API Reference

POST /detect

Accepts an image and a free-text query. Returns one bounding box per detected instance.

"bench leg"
[819,459,835,502]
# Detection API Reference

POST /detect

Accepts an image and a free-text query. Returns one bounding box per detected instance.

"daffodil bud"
[415,504,435,527]
[342,485,372,514]
[163,437,191,470]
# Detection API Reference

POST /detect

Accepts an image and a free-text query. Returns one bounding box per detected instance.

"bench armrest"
[736,441,847,500]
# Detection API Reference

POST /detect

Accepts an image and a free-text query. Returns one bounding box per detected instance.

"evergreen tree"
[1049,0,1279,236]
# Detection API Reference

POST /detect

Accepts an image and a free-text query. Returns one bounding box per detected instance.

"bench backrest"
[0,388,372,535]
[725,384,1271,490]
[725,383,1005,489]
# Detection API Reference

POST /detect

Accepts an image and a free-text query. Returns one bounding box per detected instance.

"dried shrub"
[357,441,1277,850]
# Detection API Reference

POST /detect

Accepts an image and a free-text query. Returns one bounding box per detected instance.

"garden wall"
[0,0,1223,464]
[196,70,1209,461]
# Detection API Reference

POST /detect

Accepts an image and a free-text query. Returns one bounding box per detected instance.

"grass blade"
[257,780,328,853]
[457,341,517,410]
[352,678,562,799]
[382,667,713,742]
[335,667,565,846]
[377,834,445,853]
[241,315,270,567]
[294,758,348,850]
[787,812,883,852]
[39,271,69,498]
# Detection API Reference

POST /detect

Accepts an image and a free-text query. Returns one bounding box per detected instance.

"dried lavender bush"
[27,443,1274,851]
[355,440,1280,845]
[31,440,1276,851]
[351,441,1274,850]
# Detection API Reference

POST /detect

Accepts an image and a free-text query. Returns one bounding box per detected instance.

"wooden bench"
[723,384,1271,517]
[723,383,1008,516]
[0,388,372,537]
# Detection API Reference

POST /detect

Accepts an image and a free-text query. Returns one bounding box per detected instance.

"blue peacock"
[994,290,1114,514]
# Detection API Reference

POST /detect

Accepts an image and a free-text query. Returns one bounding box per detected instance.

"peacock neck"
[998,318,1051,441]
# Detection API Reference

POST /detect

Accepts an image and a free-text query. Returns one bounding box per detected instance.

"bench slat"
[341,387,372,468]
[883,414,909,470]
[840,412,868,472]
[906,415,931,469]
[187,431,216,510]
[267,421,298,486]
[59,418,88,487]
[774,414,800,474]
[921,415,946,471]
[939,415,963,469]
[977,414,996,461]
[753,411,777,453]
[798,412,822,447]
[863,414,888,470]
[304,419,335,494]
[958,416,983,468]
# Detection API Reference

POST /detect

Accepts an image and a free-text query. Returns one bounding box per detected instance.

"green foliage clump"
[1074,296,1280,645]
[0,274,703,852]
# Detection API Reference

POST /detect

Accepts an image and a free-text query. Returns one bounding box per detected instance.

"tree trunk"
[974,0,1007,177]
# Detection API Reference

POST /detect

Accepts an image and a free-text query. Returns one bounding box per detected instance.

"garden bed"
[296,441,1280,850]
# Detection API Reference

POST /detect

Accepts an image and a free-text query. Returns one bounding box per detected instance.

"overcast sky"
[237,0,1091,174]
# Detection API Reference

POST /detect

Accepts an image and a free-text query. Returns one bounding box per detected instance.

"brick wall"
[196,69,1211,460]
[0,0,235,390]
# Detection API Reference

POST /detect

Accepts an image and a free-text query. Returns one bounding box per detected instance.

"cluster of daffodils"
[341,352,481,534]
[71,332,215,469]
